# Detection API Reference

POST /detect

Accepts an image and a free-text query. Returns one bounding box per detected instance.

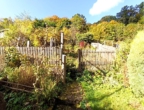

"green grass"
[77,70,144,110]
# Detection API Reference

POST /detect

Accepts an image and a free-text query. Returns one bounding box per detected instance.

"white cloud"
[89,0,124,16]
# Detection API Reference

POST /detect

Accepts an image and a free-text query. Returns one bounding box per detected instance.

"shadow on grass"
[87,87,122,110]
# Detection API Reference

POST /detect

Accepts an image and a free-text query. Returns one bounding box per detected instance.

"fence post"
[27,40,30,48]
[60,32,64,63]
[78,49,82,71]
[62,54,66,83]
[61,32,64,49]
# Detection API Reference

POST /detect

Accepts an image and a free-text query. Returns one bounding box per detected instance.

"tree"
[76,32,94,44]
[117,5,138,24]
[56,17,71,30]
[1,18,33,46]
[104,20,125,41]
[116,2,144,25]
[138,2,144,16]
[30,28,46,46]
[33,18,46,28]
[89,22,108,42]
[0,18,13,29]
[61,27,71,43]
[98,15,117,23]
[71,14,87,33]
[67,14,87,47]
[44,15,60,28]
[15,12,31,20]
[123,23,139,40]
[139,16,144,24]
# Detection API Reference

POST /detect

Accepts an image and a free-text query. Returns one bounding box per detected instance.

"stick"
[2,85,33,93]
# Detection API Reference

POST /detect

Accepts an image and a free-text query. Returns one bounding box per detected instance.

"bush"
[2,47,63,100]
[5,47,21,67]
[127,31,144,97]
[114,41,130,86]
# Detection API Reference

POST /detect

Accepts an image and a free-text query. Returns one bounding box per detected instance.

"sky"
[0,0,143,23]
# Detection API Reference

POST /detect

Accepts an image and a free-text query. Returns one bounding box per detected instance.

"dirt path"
[52,82,84,110]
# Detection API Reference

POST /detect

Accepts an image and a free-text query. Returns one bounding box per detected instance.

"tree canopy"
[0,2,143,47]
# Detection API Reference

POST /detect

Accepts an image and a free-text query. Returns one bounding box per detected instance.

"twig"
[2,85,33,93]
[0,80,34,89]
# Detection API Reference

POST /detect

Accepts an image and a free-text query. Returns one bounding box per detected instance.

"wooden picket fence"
[78,49,116,71]
[0,46,66,83]
[0,32,67,93]
[0,46,62,65]
[0,47,5,72]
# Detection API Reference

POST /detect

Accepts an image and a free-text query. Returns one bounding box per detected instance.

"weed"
[78,70,144,110]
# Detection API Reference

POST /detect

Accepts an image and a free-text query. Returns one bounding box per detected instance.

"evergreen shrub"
[127,31,144,97]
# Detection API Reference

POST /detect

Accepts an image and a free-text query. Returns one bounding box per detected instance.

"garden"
[0,1,144,110]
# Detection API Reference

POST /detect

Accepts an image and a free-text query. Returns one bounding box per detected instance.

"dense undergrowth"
[77,70,144,110]
[77,31,144,110]
[0,80,65,110]
[0,87,47,110]
[0,47,65,110]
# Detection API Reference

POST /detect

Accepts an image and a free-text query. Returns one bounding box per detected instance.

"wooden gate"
[78,49,116,71]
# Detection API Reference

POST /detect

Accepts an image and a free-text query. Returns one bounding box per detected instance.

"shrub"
[3,47,62,100]
[5,47,21,67]
[127,31,144,97]
[114,41,130,86]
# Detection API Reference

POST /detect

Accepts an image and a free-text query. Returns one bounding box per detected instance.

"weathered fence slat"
[79,49,116,70]
[0,47,62,66]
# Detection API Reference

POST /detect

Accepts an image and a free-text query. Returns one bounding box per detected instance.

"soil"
[0,92,6,110]
[51,82,84,110]
[0,77,88,110]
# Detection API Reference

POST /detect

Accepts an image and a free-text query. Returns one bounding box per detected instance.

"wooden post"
[62,54,66,83]
[27,40,30,48]
[50,37,53,48]
[60,32,64,63]
[61,32,64,49]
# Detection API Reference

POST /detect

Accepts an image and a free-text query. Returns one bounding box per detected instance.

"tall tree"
[116,2,144,25]
[0,18,13,29]
[116,5,137,25]
[56,17,71,30]
[68,14,87,46]
[71,14,87,33]
[89,22,108,42]
[97,15,117,23]
[44,15,60,28]
[76,32,94,44]
[138,2,144,15]
[33,19,46,28]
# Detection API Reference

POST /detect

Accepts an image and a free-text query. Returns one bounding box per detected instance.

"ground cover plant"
[0,47,64,110]
[77,70,144,110]
[77,31,144,110]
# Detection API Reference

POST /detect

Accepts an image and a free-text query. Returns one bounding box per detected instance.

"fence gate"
[78,49,116,71]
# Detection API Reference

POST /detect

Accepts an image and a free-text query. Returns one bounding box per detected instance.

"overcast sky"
[0,0,143,23]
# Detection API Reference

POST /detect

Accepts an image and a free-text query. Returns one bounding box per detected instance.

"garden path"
[51,82,86,110]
